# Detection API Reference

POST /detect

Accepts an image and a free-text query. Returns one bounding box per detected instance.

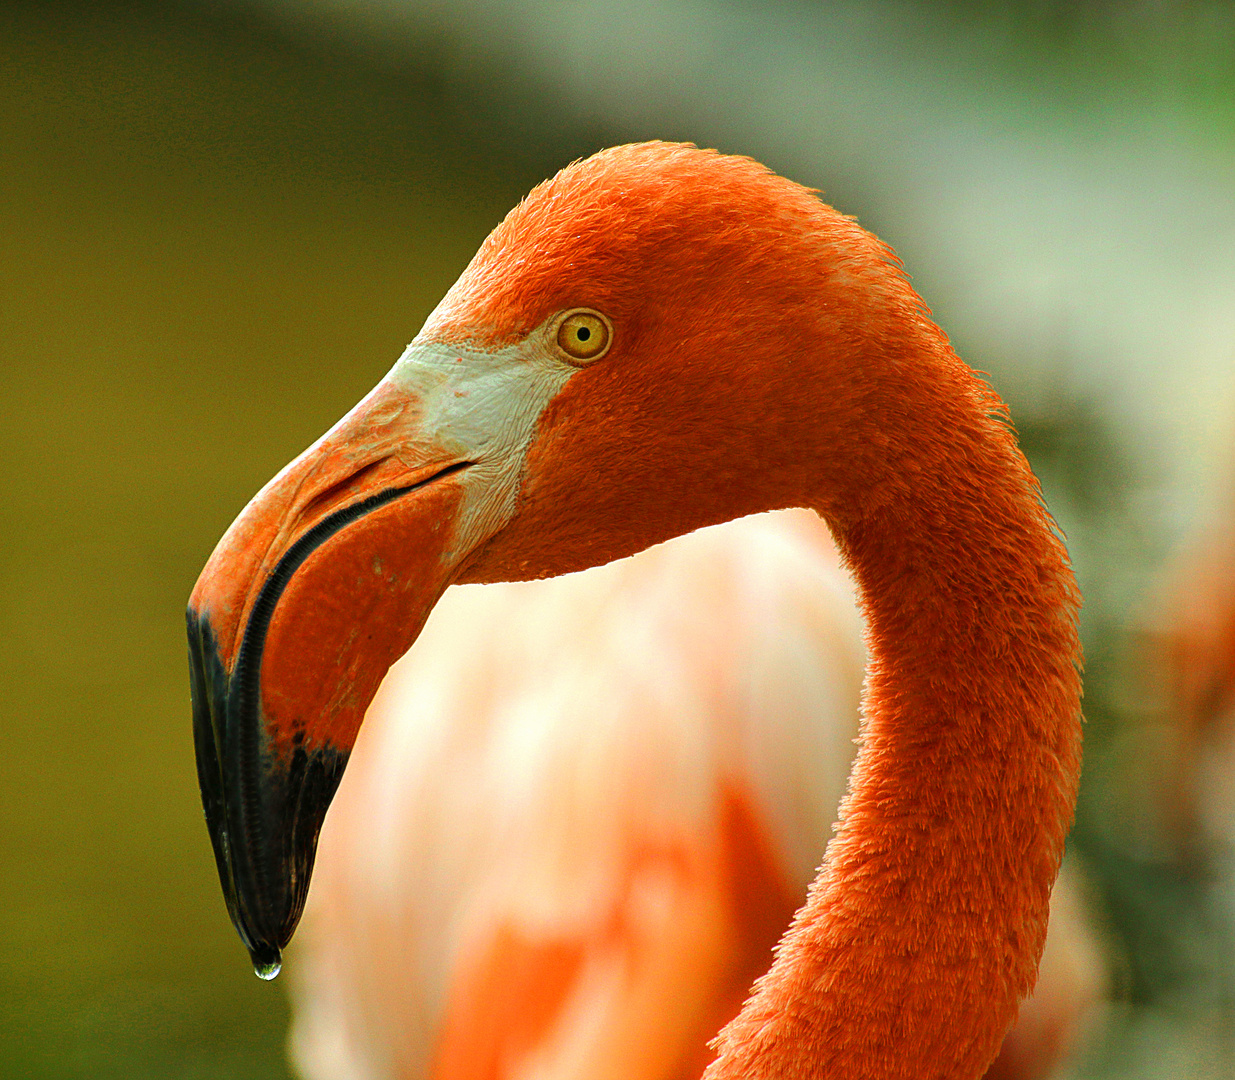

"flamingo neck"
[709,352,1082,1079]
[443,143,1083,1076]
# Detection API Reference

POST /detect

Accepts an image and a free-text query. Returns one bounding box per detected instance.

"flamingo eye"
[555,310,612,364]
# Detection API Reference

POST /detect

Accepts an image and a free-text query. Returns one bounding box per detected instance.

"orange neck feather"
[710,411,1081,1079]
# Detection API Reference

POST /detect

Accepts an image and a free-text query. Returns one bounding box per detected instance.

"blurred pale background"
[0,1,1232,1076]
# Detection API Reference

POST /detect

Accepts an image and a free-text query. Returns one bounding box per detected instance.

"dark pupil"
[576,326,591,342]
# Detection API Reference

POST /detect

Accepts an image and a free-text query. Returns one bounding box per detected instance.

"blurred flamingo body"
[288,513,1101,1080]
[289,511,858,1080]
[189,143,1085,1079]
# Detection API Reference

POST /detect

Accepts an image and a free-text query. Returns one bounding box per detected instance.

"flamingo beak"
[186,378,471,976]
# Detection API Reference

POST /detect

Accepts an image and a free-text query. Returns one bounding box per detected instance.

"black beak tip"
[188,605,351,979]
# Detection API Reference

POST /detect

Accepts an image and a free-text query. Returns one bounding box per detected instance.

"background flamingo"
[287,511,1105,1080]
[1154,495,1235,841]
[1140,461,1235,1022]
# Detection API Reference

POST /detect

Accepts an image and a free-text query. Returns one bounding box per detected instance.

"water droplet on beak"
[249,943,282,981]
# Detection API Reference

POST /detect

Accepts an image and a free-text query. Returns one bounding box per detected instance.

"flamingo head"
[188,142,903,973]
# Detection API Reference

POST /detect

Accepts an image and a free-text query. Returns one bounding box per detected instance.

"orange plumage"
[189,143,1084,1079]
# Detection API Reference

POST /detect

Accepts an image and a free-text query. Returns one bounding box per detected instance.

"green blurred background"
[1,1,1232,1076]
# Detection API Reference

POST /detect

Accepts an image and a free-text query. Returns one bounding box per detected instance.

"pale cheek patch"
[386,334,577,562]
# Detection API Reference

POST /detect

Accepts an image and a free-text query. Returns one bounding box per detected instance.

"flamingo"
[188,142,1083,1079]
[1153,500,1235,840]
[285,511,1103,1080]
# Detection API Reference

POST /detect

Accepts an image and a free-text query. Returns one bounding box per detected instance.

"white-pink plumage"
[286,510,1102,1080]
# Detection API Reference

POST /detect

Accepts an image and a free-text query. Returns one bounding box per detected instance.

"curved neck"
[709,342,1082,1079]
[448,152,1084,1077]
